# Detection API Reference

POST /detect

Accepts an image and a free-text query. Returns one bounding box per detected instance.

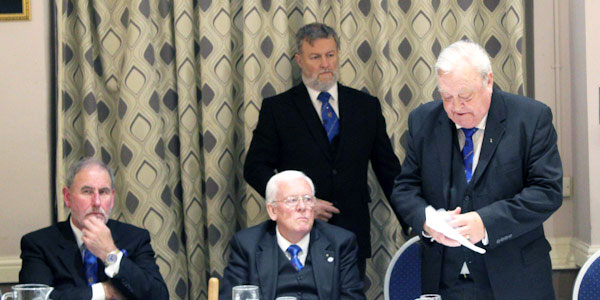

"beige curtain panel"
[55,0,526,298]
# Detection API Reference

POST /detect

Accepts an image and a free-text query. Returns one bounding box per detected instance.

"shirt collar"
[455,113,488,130]
[69,217,84,249]
[275,225,310,255]
[305,82,338,104]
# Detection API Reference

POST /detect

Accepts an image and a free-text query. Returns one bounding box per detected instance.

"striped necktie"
[461,128,478,182]
[83,248,98,286]
[317,92,339,143]
[286,244,304,271]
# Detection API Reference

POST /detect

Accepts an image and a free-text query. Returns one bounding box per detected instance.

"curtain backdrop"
[55,0,526,298]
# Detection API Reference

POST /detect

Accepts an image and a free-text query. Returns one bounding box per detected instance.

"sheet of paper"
[425,206,486,254]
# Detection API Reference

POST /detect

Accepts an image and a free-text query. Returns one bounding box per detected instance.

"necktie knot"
[286,244,304,271]
[462,127,478,138]
[317,92,331,103]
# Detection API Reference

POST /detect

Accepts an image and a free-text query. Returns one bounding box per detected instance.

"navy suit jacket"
[19,219,169,300]
[244,82,405,258]
[390,89,562,299]
[219,220,365,300]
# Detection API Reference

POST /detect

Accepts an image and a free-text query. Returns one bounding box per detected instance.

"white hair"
[265,170,315,204]
[435,39,492,87]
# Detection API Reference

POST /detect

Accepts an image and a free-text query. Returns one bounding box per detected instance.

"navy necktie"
[317,92,339,143]
[462,128,478,182]
[286,244,304,271]
[83,248,98,286]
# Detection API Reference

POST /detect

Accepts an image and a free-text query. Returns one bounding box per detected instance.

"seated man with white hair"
[220,170,365,300]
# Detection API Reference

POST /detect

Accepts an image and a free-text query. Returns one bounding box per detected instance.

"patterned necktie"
[286,244,304,271]
[317,92,339,143]
[461,128,478,182]
[83,248,98,286]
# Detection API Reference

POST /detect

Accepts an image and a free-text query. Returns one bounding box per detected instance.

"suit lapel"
[291,83,333,162]
[256,228,278,300]
[334,84,353,164]
[434,110,454,206]
[310,224,333,300]
[471,91,506,185]
[56,220,87,286]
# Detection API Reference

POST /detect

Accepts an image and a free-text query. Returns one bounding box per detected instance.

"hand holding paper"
[425,206,486,254]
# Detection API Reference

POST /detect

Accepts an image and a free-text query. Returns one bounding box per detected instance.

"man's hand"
[313,198,340,222]
[423,207,462,247]
[81,217,117,261]
[449,211,486,244]
[102,281,125,300]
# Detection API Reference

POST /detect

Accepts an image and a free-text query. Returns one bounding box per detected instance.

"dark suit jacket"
[219,220,365,300]
[244,82,404,258]
[19,218,169,300]
[390,89,562,299]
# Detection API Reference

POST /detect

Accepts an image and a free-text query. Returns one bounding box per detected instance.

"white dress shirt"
[455,115,489,274]
[276,226,310,266]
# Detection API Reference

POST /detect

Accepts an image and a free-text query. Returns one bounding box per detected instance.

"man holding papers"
[390,40,562,299]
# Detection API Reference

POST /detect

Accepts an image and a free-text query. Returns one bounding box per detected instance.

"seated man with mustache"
[19,158,168,300]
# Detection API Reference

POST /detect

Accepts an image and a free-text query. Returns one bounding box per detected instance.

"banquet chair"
[208,277,219,300]
[384,235,421,300]
[573,249,600,300]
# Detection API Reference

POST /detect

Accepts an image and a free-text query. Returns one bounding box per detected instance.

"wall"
[0,1,52,282]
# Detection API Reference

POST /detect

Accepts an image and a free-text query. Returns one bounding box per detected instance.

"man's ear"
[295,53,302,68]
[266,203,277,221]
[63,186,72,208]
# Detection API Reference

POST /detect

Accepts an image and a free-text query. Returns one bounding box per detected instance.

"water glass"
[232,285,260,300]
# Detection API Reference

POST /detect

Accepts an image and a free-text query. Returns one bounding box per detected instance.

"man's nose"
[91,192,101,206]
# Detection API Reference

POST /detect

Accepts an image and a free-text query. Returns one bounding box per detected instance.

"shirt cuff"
[91,283,105,300]
[104,250,124,278]
[482,230,489,245]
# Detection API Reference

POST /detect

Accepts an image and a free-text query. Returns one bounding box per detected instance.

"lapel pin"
[490,138,493,143]
[327,257,334,263]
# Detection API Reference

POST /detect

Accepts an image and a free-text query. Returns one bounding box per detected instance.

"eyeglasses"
[273,195,316,208]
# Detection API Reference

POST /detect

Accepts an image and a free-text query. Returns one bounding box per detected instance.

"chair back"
[384,236,421,300]
[208,277,219,300]
[573,249,600,300]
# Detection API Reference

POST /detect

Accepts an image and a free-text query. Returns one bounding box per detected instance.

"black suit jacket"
[19,219,169,300]
[219,220,365,300]
[390,89,562,299]
[244,82,404,258]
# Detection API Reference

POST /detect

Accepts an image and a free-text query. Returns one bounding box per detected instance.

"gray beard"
[303,72,339,92]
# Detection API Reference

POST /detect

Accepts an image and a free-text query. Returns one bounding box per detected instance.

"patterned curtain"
[55,0,525,298]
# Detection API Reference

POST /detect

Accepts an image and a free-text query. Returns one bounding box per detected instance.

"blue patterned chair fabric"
[384,236,421,300]
[574,249,600,300]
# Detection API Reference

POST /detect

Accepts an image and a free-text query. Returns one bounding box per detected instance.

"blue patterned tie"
[462,128,478,182]
[286,244,304,271]
[83,248,98,286]
[317,92,339,143]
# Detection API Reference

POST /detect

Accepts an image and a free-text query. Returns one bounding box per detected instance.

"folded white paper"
[425,206,486,254]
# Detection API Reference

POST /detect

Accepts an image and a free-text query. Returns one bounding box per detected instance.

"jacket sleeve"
[368,98,408,232]
[338,234,366,300]
[244,98,279,197]
[477,105,562,248]
[219,234,251,300]
[19,234,92,300]
[111,229,169,300]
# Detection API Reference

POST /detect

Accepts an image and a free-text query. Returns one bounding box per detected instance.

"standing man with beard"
[244,22,406,279]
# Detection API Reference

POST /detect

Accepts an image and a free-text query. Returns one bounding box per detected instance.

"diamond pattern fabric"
[56,1,526,298]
